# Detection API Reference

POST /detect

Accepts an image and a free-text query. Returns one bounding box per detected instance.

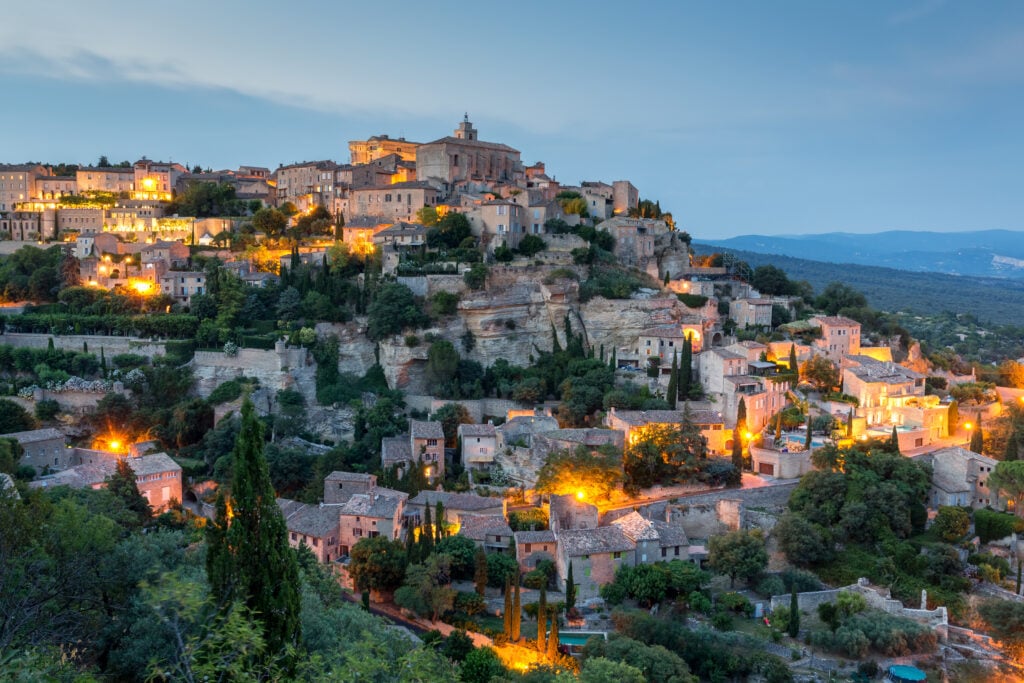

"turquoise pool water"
[558,632,606,646]
[779,434,826,450]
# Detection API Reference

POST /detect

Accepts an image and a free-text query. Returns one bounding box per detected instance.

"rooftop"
[3,427,65,444]
[410,490,503,512]
[410,420,445,440]
[558,526,636,556]
[811,315,861,328]
[325,471,376,483]
[381,436,413,465]
[457,513,513,541]
[339,488,407,518]
[458,423,496,438]
[514,529,557,544]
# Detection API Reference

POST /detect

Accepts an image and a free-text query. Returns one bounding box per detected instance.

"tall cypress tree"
[1006,431,1021,461]
[805,411,813,451]
[732,397,747,478]
[207,398,301,658]
[565,562,576,613]
[788,344,798,376]
[511,576,522,641]
[847,408,854,438]
[889,425,900,453]
[787,587,800,637]
[547,611,560,660]
[435,501,446,543]
[609,347,617,371]
[970,416,984,454]
[666,353,679,409]
[473,546,488,596]
[679,336,692,400]
[423,503,435,556]
[536,585,548,652]
[775,410,783,441]
[503,577,513,636]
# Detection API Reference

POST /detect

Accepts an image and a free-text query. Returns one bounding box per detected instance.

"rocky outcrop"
[315,320,377,376]
[580,295,693,356]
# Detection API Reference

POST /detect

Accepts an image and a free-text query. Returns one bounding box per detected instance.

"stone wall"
[190,345,309,398]
[0,331,167,358]
[404,395,523,422]
[396,274,467,298]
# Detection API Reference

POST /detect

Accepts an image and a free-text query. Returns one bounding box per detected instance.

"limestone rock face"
[378,337,431,393]
[316,320,377,376]
[580,295,693,356]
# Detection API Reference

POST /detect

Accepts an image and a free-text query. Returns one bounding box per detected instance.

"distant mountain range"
[699,230,1024,280]
[691,242,1024,326]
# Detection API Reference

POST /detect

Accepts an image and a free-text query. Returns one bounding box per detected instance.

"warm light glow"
[744,432,753,440]
[965,422,973,430]
[130,279,154,295]
[141,177,156,191]
[576,490,585,500]
[93,432,129,454]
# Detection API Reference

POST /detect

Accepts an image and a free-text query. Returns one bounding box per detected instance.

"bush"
[111,353,149,369]
[34,398,60,421]
[933,506,970,542]
[464,263,488,290]
[757,576,786,598]
[975,508,1024,543]
[718,592,753,615]
[404,334,420,347]
[208,380,243,405]
[429,291,459,317]
[677,293,708,308]
[712,610,734,631]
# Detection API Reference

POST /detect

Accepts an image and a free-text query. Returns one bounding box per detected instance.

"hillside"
[692,243,1024,326]
[700,229,1024,279]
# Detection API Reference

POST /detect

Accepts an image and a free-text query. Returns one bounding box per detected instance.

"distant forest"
[693,244,1024,326]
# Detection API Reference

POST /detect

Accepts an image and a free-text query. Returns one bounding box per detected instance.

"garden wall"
[0,331,167,358]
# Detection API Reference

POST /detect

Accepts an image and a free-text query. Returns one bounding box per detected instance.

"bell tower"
[454,113,477,141]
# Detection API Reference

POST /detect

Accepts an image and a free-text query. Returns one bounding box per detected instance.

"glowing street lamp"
[576,490,585,501]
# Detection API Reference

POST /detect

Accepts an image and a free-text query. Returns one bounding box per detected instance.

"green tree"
[970,418,985,454]
[416,206,439,227]
[566,561,576,612]
[578,657,646,683]
[206,399,301,659]
[989,461,1024,516]
[367,283,429,340]
[0,399,35,434]
[461,646,505,683]
[666,353,678,410]
[252,207,287,238]
[787,588,800,637]
[801,355,840,392]
[473,546,488,596]
[463,263,488,290]
[511,576,522,641]
[426,341,460,388]
[517,234,547,257]
[889,425,900,454]
[708,529,768,588]
[815,282,867,315]
[349,535,408,594]
[536,444,623,500]
[788,344,798,375]
[947,399,959,436]
[679,335,692,400]
[105,457,151,523]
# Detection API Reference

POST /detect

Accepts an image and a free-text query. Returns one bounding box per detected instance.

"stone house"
[415,117,523,190]
[278,499,342,563]
[323,471,377,504]
[610,511,690,564]
[348,134,421,165]
[159,270,206,305]
[465,199,525,251]
[372,222,428,248]
[380,420,445,483]
[457,513,514,553]
[730,298,773,329]
[7,428,69,473]
[407,490,506,531]
[698,348,748,395]
[458,422,497,471]
[548,493,599,532]
[810,315,861,362]
[600,216,665,266]
[912,446,999,510]
[605,405,727,455]
[842,356,927,427]
[75,166,136,194]
[337,488,408,556]
[273,160,338,212]
[30,452,182,512]
[515,529,557,572]
[349,181,440,223]
[556,526,636,600]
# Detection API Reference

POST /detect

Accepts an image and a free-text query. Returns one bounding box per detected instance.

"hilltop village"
[2,118,1024,681]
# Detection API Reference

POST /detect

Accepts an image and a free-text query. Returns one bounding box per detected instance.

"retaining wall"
[0,331,167,358]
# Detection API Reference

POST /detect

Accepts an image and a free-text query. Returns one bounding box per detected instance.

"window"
[613,551,622,559]
[312,538,319,547]
[291,532,296,541]
[661,547,667,558]
[674,546,680,556]
[354,529,363,537]
[525,543,532,553]
[427,439,438,447]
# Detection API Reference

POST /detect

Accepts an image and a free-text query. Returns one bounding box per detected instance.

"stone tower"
[454,114,477,141]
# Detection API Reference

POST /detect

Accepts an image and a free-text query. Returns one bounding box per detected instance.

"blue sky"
[2,1,1023,237]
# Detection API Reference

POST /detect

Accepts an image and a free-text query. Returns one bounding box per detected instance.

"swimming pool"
[779,434,827,451]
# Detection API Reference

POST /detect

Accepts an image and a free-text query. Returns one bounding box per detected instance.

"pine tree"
[889,425,900,453]
[208,398,302,658]
[547,611,560,660]
[666,353,678,409]
[511,576,521,641]
[106,457,151,523]
[565,562,576,613]
[787,587,800,637]
[423,503,435,556]
[473,546,488,596]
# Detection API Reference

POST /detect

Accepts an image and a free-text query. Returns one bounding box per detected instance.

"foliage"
[170,181,245,217]
[815,282,868,315]
[988,461,1024,513]
[579,265,657,301]
[707,529,767,588]
[348,535,408,594]
[464,263,488,290]
[206,399,301,660]
[535,444,623,500]
[810,609,937,658]
[367,282,430,341]
[932,506,971,542]
[623,421,710,490]
[34,398,60,421]
[0,399,36,434]
[974,508,1024,543]
[486,552,519,589]
[801,355,840,391]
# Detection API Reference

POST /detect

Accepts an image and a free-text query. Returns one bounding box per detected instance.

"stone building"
[415,117,523,190]
[7,428,69,473]
[349,181,440,222]
[810,315,861,362]
[349,135,421,165]
[556,526,635,599]
[278,498,342,564]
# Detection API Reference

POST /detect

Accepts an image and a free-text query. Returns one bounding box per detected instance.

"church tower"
[454,113,477,141]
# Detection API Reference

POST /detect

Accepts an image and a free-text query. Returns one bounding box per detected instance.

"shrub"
[429,291,459,317]
[677,293,708,308]
[34,398,60,421]
[208,380,243,405]
[757,575,786,598]
[975,508,1024,543]
[712,610,734,631]
[600,580,628,606]
[933,506,970,542]
[719,592,753,615]
[404,334,420,347]
[111,353,149,369]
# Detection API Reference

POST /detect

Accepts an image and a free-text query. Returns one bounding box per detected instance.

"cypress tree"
[551,324,562,354]
[435,500,446,543]
[1006,431,1020,461]
[547,611,560,660]
[787,587,800,637]
[847,408,854,438]
[666,353,679,409]
[565,562,576,613]
[206,491,232,600]
[788,344,798,375]
[599,344,605,362]
[503,576,513,637]
[609,347,616,371]
[473,546,488,596]
[889,425,900,453]
[106,457,151,523]
[679,336,692,401]
[208,398,301,658]
[423,503,435,556]
[970,419,984,454]
[948,400,959,436]
[511,576,522,641]
[775,410,783,441]
[537,585,548,652]
[732,397,747,478]
[805,411,813,450]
